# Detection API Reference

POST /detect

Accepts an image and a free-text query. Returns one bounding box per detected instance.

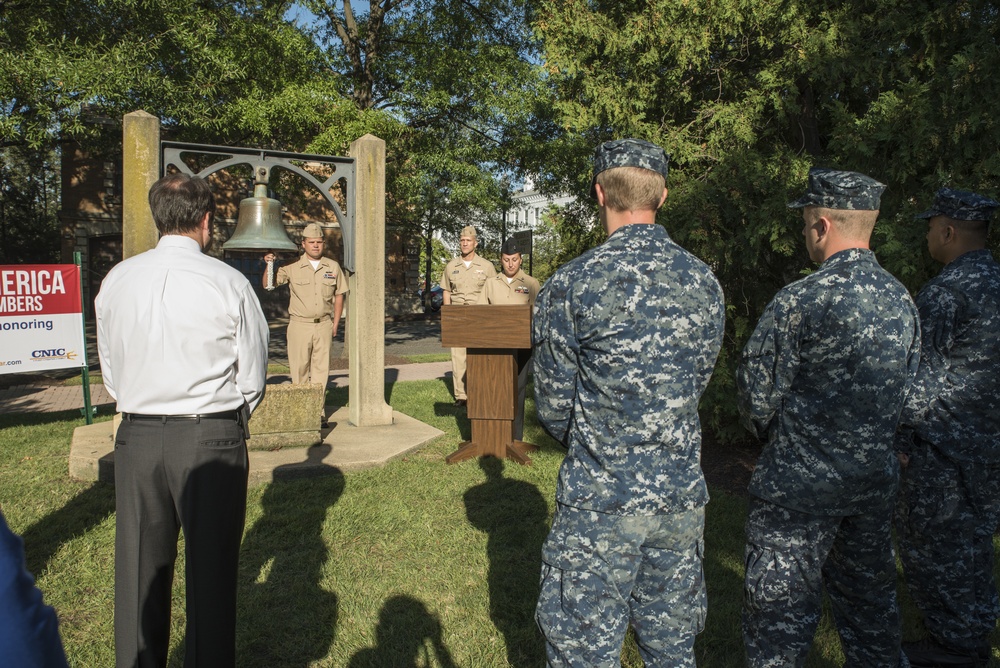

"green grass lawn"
[401,353,451,364]
[1,378,996,666]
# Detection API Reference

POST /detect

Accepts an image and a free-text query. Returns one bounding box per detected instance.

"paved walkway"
[0,362,452,416]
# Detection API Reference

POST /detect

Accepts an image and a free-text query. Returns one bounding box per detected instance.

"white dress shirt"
[95,235,269,414]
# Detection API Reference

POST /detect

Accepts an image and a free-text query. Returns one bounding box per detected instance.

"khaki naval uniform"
[485,269,540,439]
[274,255,349,388]
[440,253,496,400]
[484,269,540,305]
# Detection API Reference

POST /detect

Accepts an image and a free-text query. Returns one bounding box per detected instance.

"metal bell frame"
[160,142,357,272]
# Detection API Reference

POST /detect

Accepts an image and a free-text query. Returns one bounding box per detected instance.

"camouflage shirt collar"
[821,247,875,268]
[948,248,993,269]
[607,221,672,244]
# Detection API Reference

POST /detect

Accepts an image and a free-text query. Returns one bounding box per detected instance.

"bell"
[223,183,299,252]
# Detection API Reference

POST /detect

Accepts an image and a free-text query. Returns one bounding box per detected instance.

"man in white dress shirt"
[95,173,269,668]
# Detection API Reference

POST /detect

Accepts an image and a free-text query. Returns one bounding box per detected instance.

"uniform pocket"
[114,420,129,448]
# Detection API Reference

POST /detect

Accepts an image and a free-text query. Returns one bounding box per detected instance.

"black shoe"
[903,638,982,668]
[453,399,466,407]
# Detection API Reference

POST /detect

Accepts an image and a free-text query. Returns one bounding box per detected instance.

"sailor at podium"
[440,225,496,407]
[485,236,540,440]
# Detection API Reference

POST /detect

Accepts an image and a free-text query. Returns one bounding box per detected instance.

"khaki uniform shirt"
[484,269,540,306]
[275,256,349,320]
[440,254,496,304]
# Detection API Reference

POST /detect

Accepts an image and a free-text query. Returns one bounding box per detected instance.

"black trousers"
[514,349,531,441]
[114,417,249,668]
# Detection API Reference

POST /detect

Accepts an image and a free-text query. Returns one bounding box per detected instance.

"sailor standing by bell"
[263,223,349,407]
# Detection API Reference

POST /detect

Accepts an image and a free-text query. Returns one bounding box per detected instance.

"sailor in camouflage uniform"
[533,138,725,667]
[895,188,1000,668]
[737,168,919,667]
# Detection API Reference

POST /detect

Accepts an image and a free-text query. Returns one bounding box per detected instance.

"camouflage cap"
[302,223,324,239]
[500,237,520,255]
[460,225,477,239]
[787,168,886,211]
[915,187,1000,222]
[590,138,670,198]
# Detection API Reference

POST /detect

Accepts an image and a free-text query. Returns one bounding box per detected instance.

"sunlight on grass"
[60,373,102,386]
[402,353,451,364]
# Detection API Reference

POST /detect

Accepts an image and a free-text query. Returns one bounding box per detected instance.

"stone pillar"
[122,111,161,259]
[348,134,393,426]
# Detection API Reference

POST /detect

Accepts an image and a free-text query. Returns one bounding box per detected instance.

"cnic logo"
[31,349,77,361]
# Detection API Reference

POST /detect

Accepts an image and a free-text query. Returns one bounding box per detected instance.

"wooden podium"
[440,304,539,465]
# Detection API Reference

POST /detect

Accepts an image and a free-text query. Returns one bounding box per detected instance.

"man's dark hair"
[148,173,215,235]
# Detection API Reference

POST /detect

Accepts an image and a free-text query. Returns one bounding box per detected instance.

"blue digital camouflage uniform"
[533,139,725,666]
[895,188,1000,660]
[737,168,919,668]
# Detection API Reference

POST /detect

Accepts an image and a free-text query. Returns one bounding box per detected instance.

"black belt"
[122,411,240,423]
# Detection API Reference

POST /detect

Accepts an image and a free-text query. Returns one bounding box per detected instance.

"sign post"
[512,229,533,275]
[0,260,93,423]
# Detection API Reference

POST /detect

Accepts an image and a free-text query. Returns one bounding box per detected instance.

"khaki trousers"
[287,318,333,389]
[451,346,468,400]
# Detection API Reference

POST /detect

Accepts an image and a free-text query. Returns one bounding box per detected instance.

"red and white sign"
[0,265,86,374]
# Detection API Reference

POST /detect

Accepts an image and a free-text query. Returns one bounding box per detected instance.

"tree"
[0,146,60,263]
[0,0,371,264]
[0,0,355,151]
[300,0,547,288]
[532,0,1000,439]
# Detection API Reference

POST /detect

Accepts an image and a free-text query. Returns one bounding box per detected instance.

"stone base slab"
[70,406,444,486]
[247,383,324,450]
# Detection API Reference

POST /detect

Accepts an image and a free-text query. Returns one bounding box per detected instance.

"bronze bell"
[223,183,299,252]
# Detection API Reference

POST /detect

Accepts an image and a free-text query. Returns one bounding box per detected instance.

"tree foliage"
[301,0,545,247]
[1,0,373,261]
[0,146,60,263]
[532,0,1000,439]
[0,0,355,151]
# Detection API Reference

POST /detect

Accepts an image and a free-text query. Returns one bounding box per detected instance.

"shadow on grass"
[380,367,400,405]
[325,386,348,409]
[4,409,115,579]
[695,491,847,668]
[21,480,115,577]
[348,595,458,668]
[698,491,750,667]
[431,378,471,441]
[464,456,548,667]
[0,408,105,430]
[235,444,345,668]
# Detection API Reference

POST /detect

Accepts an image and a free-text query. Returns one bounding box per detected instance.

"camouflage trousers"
[895,442,1000,652]
[743,497,908,668]
[535,503,706,667]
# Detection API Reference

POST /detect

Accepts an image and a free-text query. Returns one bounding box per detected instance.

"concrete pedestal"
[70,406,443,486]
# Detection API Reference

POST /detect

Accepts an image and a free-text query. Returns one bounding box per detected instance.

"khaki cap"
[302,223,324,239]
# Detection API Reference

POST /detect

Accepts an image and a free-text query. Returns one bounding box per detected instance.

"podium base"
[445,439,538,466]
